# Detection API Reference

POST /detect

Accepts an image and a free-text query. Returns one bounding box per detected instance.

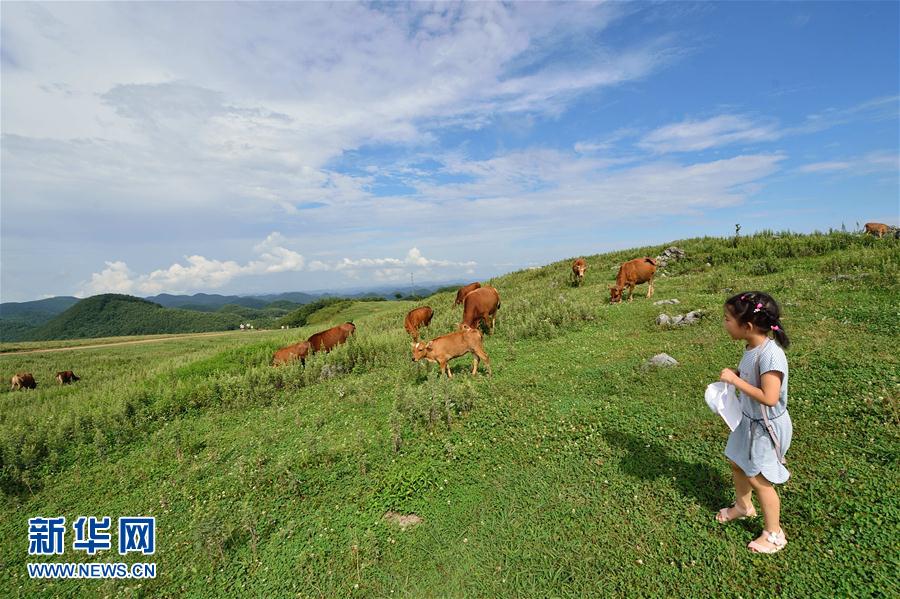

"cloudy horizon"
[2,2,898,302]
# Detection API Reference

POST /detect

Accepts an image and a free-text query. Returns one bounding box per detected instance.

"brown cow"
[864,222,889,238]
[307,322,356,353]
[56,370,80,384]
[10,373,37,390]
[411,326,491,377]
[272,341,312,366]
[459,286,501,334]
[454,282,481,305]
[610,257,657,303]
[572,258,587,286]
[404,306,434,341]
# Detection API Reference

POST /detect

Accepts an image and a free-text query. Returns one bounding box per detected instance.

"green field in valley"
[1,231,898,597]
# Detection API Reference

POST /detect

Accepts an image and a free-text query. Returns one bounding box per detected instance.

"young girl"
[717,291,792,554]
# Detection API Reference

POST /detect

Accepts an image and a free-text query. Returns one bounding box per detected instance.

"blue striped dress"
[724,338,792,483]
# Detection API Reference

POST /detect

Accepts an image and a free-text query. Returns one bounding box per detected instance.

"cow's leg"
[647,278,654,298]
[471,355,479,375]
[474,347,492,376]
[627,283,635,302]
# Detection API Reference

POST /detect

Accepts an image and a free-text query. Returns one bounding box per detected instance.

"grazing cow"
[610,257,657,303]
[404,306,434,341]
[572,258,587,285]
[272,341,312,366]
[10,373,37,391]
[56,371,80,385]
[864,222,889,238]
[307,322,356,353]
[460,286,501,334]
[411,326,491,377]
[454,282,482,305]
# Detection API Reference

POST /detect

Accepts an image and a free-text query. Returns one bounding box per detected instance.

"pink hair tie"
[753,302,763,313]
[771,325,780,331]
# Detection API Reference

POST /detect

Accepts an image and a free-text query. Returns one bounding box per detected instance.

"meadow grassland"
[1,231,897,597]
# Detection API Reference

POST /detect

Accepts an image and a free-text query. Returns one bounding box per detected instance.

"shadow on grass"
[603,430,730,512]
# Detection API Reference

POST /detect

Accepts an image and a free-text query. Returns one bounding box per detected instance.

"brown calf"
[272,341,312,366]
[56,370,80,384]
[307,322,356,353]
[864,222,889,238]
[460,286,501,334]
[10,373,37,390]
[610,257,657,303]
[411,326,491,377]
[572,258,587,285]
[454,282,481,305]
[404,306,434,341]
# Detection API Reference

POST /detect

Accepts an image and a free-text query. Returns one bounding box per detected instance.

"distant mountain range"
[0,282,464,342]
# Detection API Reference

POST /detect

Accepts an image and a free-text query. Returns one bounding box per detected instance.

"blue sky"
[1,1,897,302]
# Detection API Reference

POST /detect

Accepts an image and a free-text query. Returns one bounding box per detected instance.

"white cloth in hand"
[705,382,742,431]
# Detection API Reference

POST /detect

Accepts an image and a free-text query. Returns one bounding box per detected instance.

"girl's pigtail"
[771,319,790,349]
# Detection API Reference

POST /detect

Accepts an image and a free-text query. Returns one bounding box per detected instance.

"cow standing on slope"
[572,258,587,286]
[610,258,657,303]
[411,326,491,377]
[10,373,37,390]
[307,322,356,353]
[404,306,434,341]
[459,286,501,334]
[272,341,312,366]
[56,371,80,384]
[864,222,889,238]
[454,282,481,306]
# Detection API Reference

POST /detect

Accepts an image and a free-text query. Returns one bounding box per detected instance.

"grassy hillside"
[0,231,897,597]
[0,297,81,342]
[23,294,241,341]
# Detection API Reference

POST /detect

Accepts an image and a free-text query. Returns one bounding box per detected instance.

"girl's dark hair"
[725,291,790,348]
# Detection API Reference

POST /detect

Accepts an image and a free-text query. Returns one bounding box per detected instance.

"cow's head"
[411,341,432,362]
[609,286,623,303]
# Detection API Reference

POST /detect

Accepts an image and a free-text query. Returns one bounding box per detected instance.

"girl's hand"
[719,368,740,385]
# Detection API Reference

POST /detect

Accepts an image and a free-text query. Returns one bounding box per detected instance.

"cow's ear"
[425,342,433,350]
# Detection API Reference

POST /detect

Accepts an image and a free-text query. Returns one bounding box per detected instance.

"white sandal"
[748,529,787,553]
[716,504,757,523]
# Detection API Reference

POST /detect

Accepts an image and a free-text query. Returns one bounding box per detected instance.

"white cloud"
[77,232,305,296]
[324,248,476,274]
[1,2,669,221]
[639,115,780,153]
[797,151,900,174]
[77,238,476,296]
[79,261,137,295]
[797,161,853,173]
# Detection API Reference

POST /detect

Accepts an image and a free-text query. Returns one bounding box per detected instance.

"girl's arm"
[719,369,783,407]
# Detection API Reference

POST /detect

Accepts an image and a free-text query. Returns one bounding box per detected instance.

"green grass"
[0,231,898,597]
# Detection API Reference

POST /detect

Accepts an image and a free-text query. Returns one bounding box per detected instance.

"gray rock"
[682,310,703,324]
[319,363,346,381]
[646,353,678,368]
[657,310,704,327]
[655,246,686,266]
[653,298,680,305]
